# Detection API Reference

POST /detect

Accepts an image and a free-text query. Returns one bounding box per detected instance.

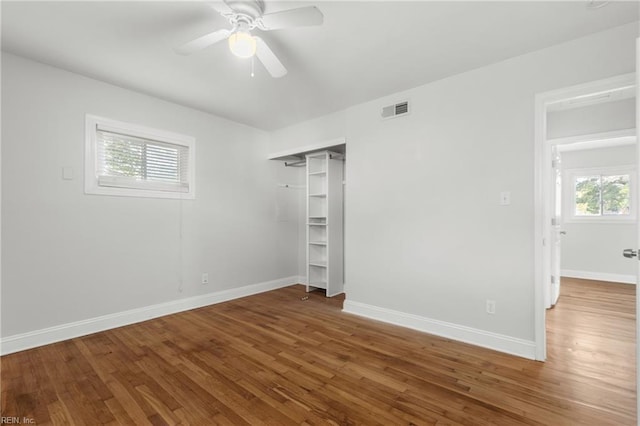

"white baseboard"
[561,269,636,284]
[342,300,536,360]
[1,276,300,356]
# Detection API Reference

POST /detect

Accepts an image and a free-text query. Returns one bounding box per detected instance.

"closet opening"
[269,139,346,297]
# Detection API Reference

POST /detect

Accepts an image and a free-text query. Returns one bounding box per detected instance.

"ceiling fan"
[175,0,324,78]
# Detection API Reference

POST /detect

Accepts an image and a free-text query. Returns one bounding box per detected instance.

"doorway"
[534,73,636,360]
[550,132,636,298]
[268,138,347,296]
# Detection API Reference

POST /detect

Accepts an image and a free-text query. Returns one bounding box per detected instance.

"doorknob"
[623,249,638,259]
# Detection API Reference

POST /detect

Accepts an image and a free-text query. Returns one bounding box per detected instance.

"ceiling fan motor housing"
[225,0,265,27]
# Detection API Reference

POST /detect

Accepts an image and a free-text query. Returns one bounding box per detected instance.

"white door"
[549,146,563,306]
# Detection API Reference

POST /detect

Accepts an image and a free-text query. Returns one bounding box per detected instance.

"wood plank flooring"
[1,278,635,425]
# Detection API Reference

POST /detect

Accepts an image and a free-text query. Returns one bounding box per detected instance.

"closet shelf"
[306,150,343,298]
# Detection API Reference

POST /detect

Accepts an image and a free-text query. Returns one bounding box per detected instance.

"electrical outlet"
[201,273,209,285]
[486,300,496,314]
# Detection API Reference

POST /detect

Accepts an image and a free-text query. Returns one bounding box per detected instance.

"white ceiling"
[2,1,638,130]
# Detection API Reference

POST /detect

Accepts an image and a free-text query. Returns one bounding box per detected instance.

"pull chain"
[251,56,255,78]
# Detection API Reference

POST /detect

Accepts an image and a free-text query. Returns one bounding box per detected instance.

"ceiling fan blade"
[258,6,323,30]
[255,37,287,78]
[175,29,231,55]
[210,1,234,16]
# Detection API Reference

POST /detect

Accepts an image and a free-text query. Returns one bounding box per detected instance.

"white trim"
[561,269,636,285]
[534,91,548,360]
[343,301,536,360]
[635,37,639,421]
[534,72,636,362]
[268,137,346,161]
[0,276,299,356]
[84,114,196,200]
[550,128,636,152]
[543,74,636,107]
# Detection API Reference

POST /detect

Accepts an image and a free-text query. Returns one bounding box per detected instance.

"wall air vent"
[381,101,410,120]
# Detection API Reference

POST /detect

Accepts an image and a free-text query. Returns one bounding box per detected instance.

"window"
[567,167,635,221]
[85,115,195,199]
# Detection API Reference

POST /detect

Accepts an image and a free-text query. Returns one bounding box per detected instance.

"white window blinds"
[96,125,190,193]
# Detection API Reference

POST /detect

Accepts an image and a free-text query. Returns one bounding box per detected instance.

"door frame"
[635,38,639,420]
[533,72,636,361]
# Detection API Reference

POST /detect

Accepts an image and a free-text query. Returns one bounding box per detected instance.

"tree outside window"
[574,174,630,216]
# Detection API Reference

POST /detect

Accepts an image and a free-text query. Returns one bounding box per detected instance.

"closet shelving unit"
[306,151,344,297]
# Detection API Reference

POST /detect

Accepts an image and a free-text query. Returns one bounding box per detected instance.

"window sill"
[85,184,195,200]
[564,217,636,225]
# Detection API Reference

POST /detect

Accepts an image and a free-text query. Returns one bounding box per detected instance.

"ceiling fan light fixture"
[228,31,257,58]
[176,1,324,77]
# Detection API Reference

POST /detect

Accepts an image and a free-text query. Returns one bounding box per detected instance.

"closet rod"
[284,159,306,167]
[277,184,305,189]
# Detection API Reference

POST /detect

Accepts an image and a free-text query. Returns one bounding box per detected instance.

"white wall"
[547,98,636,139]
[270,22,638,356]
[560,145,637,282]
[1,53,300,338]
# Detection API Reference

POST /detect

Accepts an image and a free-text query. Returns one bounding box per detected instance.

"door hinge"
[550,276,555,284]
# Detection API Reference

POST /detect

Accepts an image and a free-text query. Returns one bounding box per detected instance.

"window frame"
[85,114,196,199]
[564,165,636,223]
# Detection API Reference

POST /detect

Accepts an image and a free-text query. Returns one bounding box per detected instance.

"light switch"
[499,191,511,206]
[62,167,73,180]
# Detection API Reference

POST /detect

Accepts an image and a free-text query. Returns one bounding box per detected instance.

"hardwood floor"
[1,279,635,425]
